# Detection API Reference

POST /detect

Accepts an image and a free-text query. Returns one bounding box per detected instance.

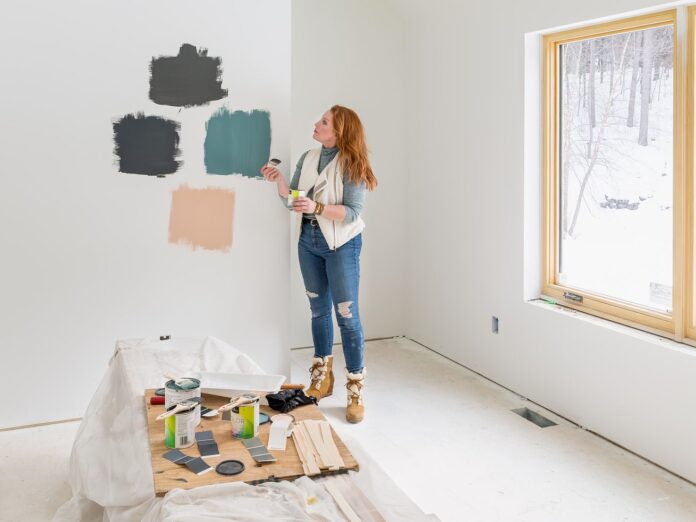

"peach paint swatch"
[168,185,235,252]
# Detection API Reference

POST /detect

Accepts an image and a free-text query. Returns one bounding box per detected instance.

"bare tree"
[567,35,631,237]
[587,39,596,158]
[627,32,640,127]
[561,44,583,236]
[638,29,654,146]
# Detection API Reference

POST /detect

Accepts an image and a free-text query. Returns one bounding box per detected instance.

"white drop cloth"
[52,337,438,522]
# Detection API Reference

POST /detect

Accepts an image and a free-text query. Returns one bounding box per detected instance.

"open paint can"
[164,403,196,449]
[230,394,260,439]
[165,377,201,426]
[287,189,306,209]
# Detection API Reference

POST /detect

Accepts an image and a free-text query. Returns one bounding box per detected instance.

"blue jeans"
[298,221,364,373]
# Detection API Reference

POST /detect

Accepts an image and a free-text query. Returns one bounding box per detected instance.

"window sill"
[527,298,696,356]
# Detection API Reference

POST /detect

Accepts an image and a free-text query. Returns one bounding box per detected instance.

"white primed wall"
[398,0,696,483]
[0,0,291,428]
[290,0,407,349]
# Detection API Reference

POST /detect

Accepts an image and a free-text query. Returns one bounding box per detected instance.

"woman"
[261,105,377,423]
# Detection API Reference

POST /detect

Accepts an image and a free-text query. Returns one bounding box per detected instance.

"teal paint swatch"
[204,108,271,177]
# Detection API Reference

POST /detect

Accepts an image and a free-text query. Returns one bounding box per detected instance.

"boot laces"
[309,360,328,390]
[346,375,364,405]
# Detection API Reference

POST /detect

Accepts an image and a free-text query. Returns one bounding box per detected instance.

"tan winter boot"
[345,368,365,424]
[306,356,334,403]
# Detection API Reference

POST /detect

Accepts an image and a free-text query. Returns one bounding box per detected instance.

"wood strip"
[305,420,332,470]
[291,431,310,475]
[325,481,362,522]
[292,426,320,475]
[321,421,345,469]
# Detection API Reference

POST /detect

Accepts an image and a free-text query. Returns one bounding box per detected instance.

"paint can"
[165,377,201,426]
[287,189,306,209]
[164,403,196,449]
[230,394,260,439]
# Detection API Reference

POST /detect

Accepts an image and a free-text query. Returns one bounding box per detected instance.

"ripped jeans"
[298,220,364,373]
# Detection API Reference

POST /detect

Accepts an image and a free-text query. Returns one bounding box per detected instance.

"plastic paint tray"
[196,372,286,399]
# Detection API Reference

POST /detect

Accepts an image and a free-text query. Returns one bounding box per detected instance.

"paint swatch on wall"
[168,185,235,252]
[113,113,181,176]
[204,108,271,178]
[150,44,228,107]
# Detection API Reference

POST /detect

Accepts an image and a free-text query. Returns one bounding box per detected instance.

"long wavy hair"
[330,105,377,190]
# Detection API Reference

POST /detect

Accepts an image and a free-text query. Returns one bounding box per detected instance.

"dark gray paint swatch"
[149,44,228,107]
[113,113,181,176]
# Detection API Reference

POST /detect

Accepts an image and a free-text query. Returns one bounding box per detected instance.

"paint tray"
[197,372,286,399]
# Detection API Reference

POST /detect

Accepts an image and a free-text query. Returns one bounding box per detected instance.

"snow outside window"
[558,26,673,313]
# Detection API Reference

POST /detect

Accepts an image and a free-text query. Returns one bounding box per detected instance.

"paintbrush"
[213,394,259,415]
[156,399,199,421]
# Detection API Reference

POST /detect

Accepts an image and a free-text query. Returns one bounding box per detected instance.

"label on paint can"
[165,406,196,448]
[230,397,260,439]
[165,378,201,426]
[287,190,305,209]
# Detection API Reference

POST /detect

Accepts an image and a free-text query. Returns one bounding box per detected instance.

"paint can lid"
[270,413,295,424]
[260,412,270,425]
[216,460,245,476]
[165,378,200,391]
[155,388,166,396]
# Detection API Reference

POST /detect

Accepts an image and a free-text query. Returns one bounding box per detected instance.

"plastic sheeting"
[53,337,438,522]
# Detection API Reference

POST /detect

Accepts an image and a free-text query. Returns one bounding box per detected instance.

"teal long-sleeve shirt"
[288,146,366,224]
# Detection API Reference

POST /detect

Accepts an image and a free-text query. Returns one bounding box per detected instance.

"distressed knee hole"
[337,301,353,318]
[306,291,319,299]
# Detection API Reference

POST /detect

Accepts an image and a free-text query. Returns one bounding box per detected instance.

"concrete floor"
[3,337,696,521]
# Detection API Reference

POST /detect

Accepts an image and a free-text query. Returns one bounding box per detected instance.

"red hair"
[330,105,377,190]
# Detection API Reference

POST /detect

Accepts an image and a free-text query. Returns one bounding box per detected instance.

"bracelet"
[315,202,324,216]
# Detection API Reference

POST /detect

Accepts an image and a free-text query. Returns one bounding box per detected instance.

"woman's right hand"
[260,165,282,182]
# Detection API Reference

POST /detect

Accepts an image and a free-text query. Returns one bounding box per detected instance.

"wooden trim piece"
[0,417,81,433]
[544,285,673,334]
[324,482,362,522]
[674,8,687,340]
[544,10,676,45]
[686,7,696,340]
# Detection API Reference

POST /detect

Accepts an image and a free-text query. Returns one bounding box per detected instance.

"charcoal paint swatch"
[150,44,228,107]
[113,114,181,176]
[204,108,271,178]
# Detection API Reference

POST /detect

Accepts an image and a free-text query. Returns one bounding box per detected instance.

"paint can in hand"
[164,403,196,449]
[287,189,306,209]
[165,377,201,426]
[230,394,260,439]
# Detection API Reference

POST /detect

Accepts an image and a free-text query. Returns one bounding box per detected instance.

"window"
[543,10,683,336]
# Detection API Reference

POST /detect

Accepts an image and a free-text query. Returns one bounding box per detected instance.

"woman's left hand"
[292,196,317,214]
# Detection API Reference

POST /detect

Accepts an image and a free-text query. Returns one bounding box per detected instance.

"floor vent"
[512,407,557,428]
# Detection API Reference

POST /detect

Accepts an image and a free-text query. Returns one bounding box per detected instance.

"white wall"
[0,0,291,428]
[399,0,696,483]
[290,0,407,349]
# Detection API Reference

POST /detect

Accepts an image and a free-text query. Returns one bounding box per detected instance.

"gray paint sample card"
[195,430,220,458]
[162,448,212,475]
[241,436,276,463]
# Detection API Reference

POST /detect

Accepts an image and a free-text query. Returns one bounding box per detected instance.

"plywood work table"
[144,389,359,496]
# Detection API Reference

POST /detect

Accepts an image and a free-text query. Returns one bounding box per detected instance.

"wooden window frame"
[542,10,685,339]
